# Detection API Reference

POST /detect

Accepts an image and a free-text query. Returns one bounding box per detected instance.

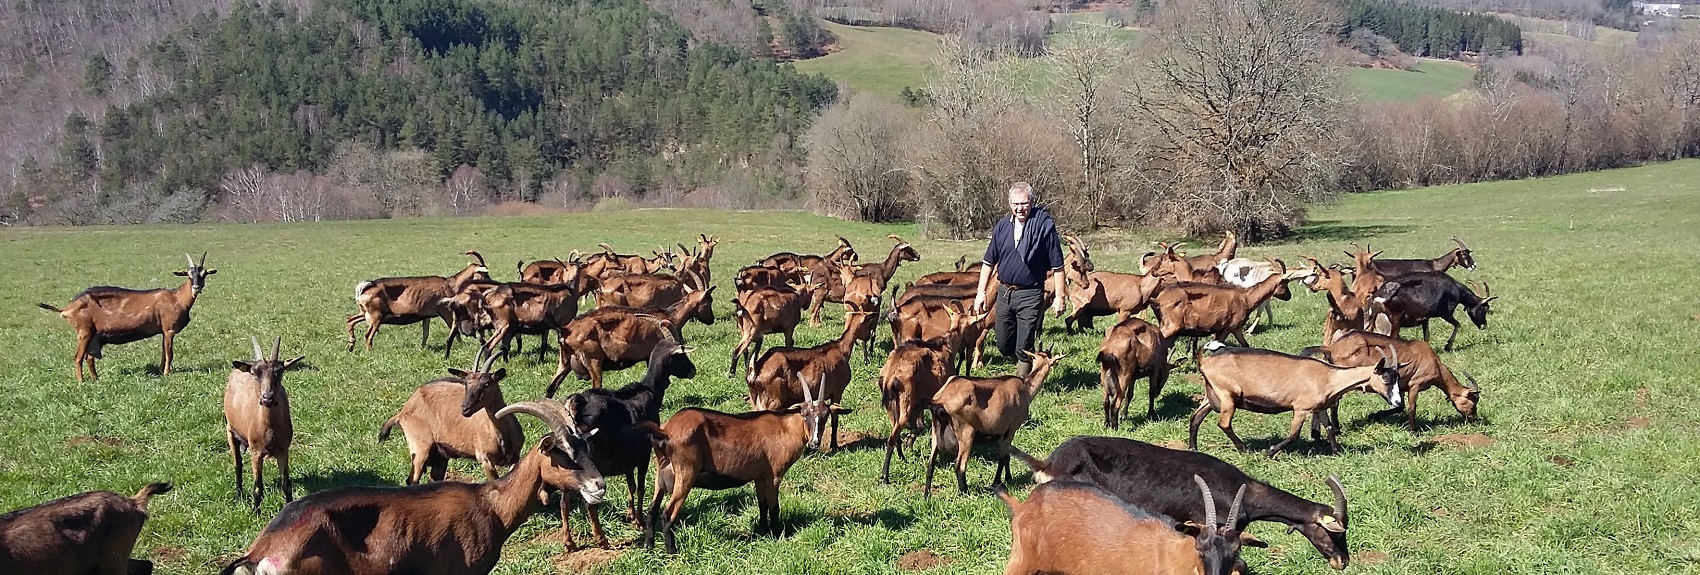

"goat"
[1185,231,1238,271]
[805,234,916,325]
[890,294,995,375]
[877,307,984,484]
[556,331,696,550]
[1143,242,1221,283]
[838,263,888,362]
[1305,330,1480,432]
[734,264,797,290]
[378,350,521,484]
[1296,256,1372,344]
[1009,435,1353,570]
[1369,237,1476,276]
[913,269,981,286]
[219,403,604,575]
[594,269,706,309]
[1216,257,1281,332]
[642,375,846,554]
[0,482,172,575]
[37,252,216,383]
[895,280,985,307]
[550,286,715,394]
[745,311,875,449]
[925,348,1063,497]
[757,235,857,273]
[998,477,1246,575]
[728,282,814,376]
[1190,344,1404,456]
[1373,273,1496,351]
[344,251,490,354]
[446,280,580,361]
[1060,265,1166,335]
[1098,316,1172,429]
[224,337,305,514]
[1149,259,1306,351]
[673,234,717,287]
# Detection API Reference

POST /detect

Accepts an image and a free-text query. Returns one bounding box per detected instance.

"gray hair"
[1008,181,1036,201]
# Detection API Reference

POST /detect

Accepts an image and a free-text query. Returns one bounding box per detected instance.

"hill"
[3,159,1698,574]
[1347,59,1477,103]
[792,21,941,99]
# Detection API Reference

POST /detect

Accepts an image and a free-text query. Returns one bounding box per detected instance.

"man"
[973,182,1065,377]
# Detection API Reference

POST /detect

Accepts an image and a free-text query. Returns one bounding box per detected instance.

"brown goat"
[642,375,845,554]
[345,251,491,354]
[37,252,216,383]
[1061,265,1167,334]
[999,477,1246,575]
[1098,316,1173,429]
[0,482,172,575]
[550,286,715,394]
[1150,259,1306,350]
[379,350,522,484]
[757,235,857,273]
[595,269,706,310]
[1184,231,1238,271]
[890,293,997,375]
[734,264,798,290]
[806,234,919,326]
[745,311,875,449]
[729,282,815,376]
[224,337,305,514]
[219,403,604,575]
[1191,344,1405,456]
[926,349,1063,496]
[1308,330,1480,432]
[876,307,984,484]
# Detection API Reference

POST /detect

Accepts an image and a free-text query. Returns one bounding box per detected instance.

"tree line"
[1338,0,1524,58]
[6,0,836,224]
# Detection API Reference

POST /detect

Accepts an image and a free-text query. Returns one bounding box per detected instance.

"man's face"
[1009,191,1032,222]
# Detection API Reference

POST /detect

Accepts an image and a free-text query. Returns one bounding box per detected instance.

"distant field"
[3,159,1699,574]
[793,21,940,99]
[1347,59,1476,103]
[1491,13,1641,49]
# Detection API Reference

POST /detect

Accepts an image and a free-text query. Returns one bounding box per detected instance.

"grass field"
[1346,60,1476,103]
[4,160,1700,574]
[793,21,940,99]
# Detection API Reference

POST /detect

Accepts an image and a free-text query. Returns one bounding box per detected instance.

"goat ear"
[282,356,306,369]
[1239,532,1269,548]
[205,268,218,275]
[232,360,254,372]
[1175,521,1204,536]
[173,270,189,276]
[781,403,803,413]
[489,368,508,382]
[832,405,854,414]
[447,368,470,378]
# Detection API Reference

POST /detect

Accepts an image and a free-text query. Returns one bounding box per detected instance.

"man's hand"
[974,294,987,315]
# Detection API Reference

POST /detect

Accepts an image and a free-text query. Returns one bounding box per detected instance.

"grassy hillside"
[1347,59,1477,103]
[3,160,1699,574]
[793,21,941,98]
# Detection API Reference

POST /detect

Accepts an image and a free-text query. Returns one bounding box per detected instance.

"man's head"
[1008,182,1034,222]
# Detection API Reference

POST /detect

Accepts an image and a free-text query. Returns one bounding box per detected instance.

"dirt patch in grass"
[1355,550,1390,564]
[1064,403,1087,414]
[1159,439,1189,450]
[554,547,625,573]
[899,550,952,571]
[1547,455,1576,467]
[828,429,873,451]
[1626,417,1652,429]
[65,435,124,447]
[1430,433,1495,449]
[150,545,189,565]
[1690,313,1700,321]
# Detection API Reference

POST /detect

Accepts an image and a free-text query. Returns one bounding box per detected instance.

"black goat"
[1369,237,1476,276]
[1010,436,1352,570]
[1375,272,1496,351]
[557,332,696,550]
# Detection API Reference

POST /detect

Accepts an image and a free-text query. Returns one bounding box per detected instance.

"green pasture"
[3,160,1700,574]
[793,21,940,99]
[1346,60,1476,103]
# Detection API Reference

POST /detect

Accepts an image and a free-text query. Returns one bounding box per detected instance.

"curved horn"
[496,401,578,444]
[1481,282,1491,298]
[1453,236,1469,250]
[1327,476,1349,528]
[481,346,500,372]
[799,372,814,403]
[818,374,829,403]
[1227,484,1247,528]
[1194,475,1217,528]
[463,251,486,266]
[470,345,487,373]
[886,234,901,242]
[186,253,197,268]
[684,268,705,291]
[272,337,282,362]
[251,337,265,361]
[1461,370,1480,391]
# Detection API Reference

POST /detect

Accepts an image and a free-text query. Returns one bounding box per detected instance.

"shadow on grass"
[1262,221,1419,246]
[296,469,398,494]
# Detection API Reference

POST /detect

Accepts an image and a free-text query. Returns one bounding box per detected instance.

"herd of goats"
[3,230,1500,575]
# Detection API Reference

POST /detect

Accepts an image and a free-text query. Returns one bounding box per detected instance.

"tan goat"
[223,337,305,513]
[877,306,984,484]
[745,311,875,449]
[1190,344,1405,456]
[38,252,216,382]
[345,251,490,353]
[729,282,814,377]
[926,348,1063,497]
[1098,316,1172,429]
[379,350,522,484]
[0,482,172,575]
[551,286,715,394]
[999,476,1247,575]
[1308,330,1480,433]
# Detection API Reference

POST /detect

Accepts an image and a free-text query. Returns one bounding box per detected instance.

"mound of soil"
[899,550,952,571]
[555,547,625,573]
[1431,433,1495,449]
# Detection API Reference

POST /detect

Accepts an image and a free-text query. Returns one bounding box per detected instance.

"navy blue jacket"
[982,207,1063,288]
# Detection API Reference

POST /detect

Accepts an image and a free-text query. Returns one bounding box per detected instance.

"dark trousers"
[995,285,1045,360]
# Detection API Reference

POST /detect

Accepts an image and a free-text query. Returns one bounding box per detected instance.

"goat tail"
[354,281,374,299]
[377,416,400,442]
[640,421,670,453]
[993,482,1019,513]
[131,482,172,509]
[1006,445,1051,482]
[35,302,62,313]
[1297,346,1331,361]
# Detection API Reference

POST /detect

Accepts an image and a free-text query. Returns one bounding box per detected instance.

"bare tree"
[1042,26,1136,228]
[912,36,1028,238]
[220,164,268,223]
[804,93,917,222]
[1123,0,1347,240]
[444,164,489,216]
